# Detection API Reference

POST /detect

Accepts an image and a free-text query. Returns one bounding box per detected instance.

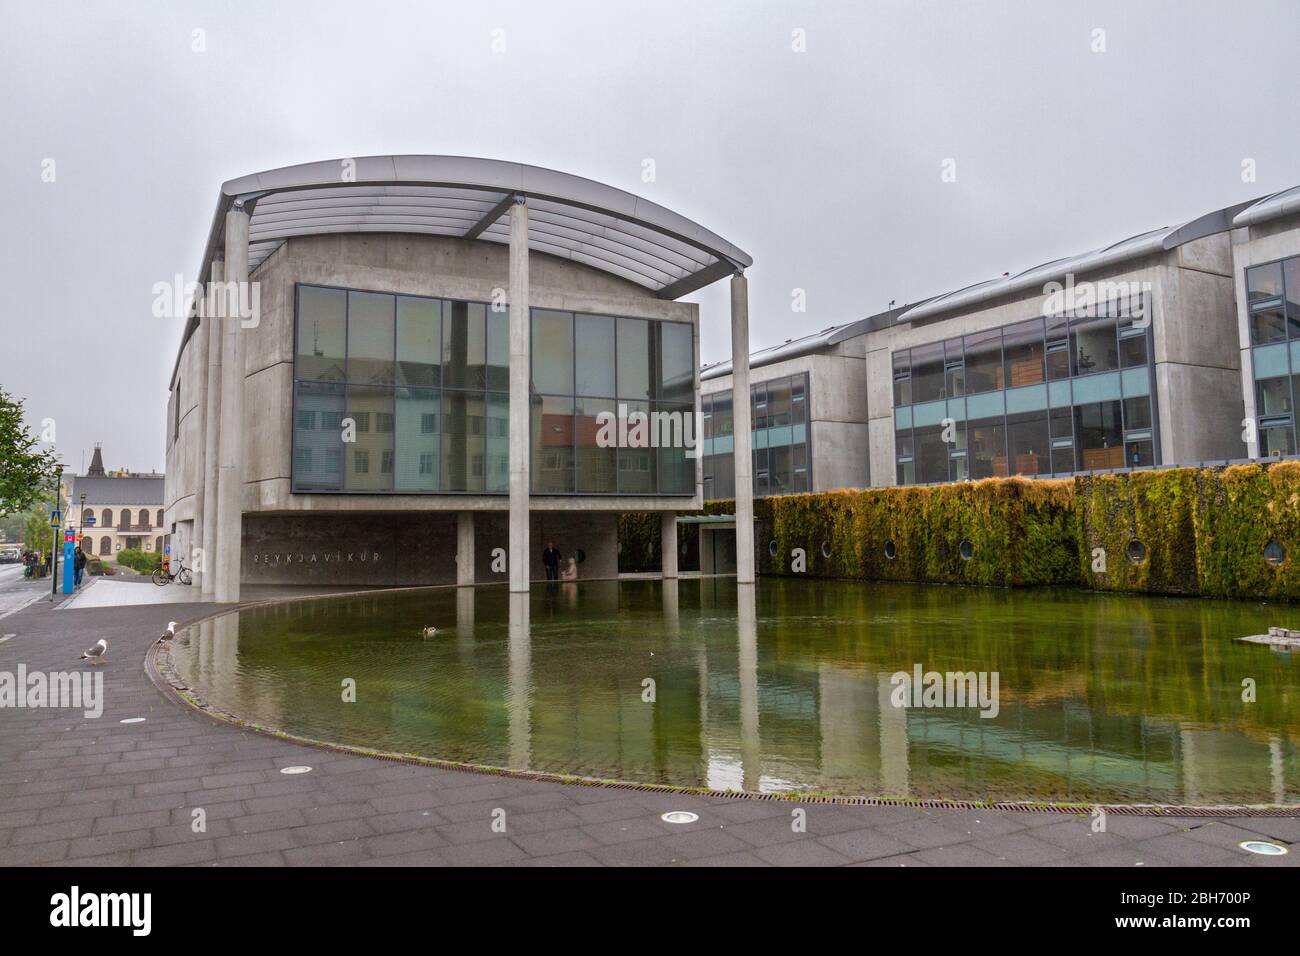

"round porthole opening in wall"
[1264,540,1286,565]
[959,539,974,561]
[576,548,586,564]
[1126,539,1147,565]
[821,541,832,559]
[884,540,897,561]
[768,539,778,557]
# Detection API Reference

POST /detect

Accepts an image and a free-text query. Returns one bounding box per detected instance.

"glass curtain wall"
[702,372,810,499]
[293,283,694,495]
[1247,256,1300,457]
[892,295,1155,484]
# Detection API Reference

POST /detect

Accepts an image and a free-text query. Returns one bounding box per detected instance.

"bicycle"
[152,558,193,587]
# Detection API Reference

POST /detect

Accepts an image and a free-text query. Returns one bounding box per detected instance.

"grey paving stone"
[817,827,918,861]
[755,839,856,867]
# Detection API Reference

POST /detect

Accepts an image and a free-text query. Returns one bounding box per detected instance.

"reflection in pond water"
[169,578,1300,805]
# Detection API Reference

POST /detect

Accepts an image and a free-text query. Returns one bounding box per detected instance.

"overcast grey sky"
[2,0,1298,474]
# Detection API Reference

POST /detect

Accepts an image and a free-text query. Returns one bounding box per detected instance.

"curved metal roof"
[204,155,751,298]
[897,199,1257,325]
[171,155,752,387]
[1233,185,1300,228]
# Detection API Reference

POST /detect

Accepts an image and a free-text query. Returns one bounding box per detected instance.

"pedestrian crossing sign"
[50,510,61,527]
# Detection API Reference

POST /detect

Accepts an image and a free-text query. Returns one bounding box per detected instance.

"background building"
[704,187,1300,495]
[68,445,165,560]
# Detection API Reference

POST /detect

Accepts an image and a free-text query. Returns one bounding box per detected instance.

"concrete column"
[213,203,250,603]
[507,592,531,768]
[660,511,678,579]
[730,272,755,584]
[737,582,759,791]
[198,257,223,596]
[508,197,530,592]
[456,511,475,587]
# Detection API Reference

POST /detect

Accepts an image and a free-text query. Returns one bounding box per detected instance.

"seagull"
[159,621,178,642]
[79,639,108,664]
[420,626,439,638]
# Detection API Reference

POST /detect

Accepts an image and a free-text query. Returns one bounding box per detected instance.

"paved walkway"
[1,597,1297,867]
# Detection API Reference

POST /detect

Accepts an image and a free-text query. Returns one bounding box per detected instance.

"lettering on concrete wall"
[251,550,382,567]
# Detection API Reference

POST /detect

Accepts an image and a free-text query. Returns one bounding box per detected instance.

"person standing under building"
[542,541,562,581]
[73,546,87,588]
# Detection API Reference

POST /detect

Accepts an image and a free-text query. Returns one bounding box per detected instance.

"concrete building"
[1230,186,1300,458]
[163,156,755,599]
[68,446,166,561]
[703,188,1300,495]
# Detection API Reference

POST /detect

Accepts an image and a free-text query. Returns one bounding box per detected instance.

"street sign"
[50,510,61,527]
[85,514,97,527]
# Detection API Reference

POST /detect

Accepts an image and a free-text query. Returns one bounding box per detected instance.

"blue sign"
[50,510,61,527]
[85,514,97,527]
[62,531,75,595]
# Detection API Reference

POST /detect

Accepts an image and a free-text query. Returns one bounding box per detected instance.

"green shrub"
[116,547,161,575]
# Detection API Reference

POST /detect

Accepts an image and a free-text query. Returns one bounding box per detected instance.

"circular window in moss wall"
[1265,540,1287,565]
[959,539,974,561]
[768,539,778,557]
[1126,539,1147,564]
[821,541,832,559]
[884,540,897,560]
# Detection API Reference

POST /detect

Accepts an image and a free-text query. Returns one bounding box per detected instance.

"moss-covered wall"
[615,464,1300,600]
[1194,462,1300,600]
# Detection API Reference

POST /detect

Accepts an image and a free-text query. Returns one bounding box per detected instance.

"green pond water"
[169,578,1300,805]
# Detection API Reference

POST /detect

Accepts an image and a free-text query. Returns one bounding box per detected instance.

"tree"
[0,387,59,517]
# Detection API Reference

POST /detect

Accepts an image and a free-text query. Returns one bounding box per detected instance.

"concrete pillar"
[660,511,678,579]
[198,257,223,596]
[456,511,475,587]
[508,197,530,592]
[213,203,250,603]
[737,582,759,791]
[730,272,755,584]
[507,592,531,768]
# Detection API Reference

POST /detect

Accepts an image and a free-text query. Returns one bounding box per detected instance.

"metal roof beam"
[463,192,517,240]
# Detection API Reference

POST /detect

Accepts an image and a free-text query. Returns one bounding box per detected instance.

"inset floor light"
[1239,840,1287,856]
[661,810,699,824]
[280,765,313,775]
[119,717,146,724]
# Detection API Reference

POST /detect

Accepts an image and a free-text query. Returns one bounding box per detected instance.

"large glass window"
[296,286,346,382]
[964,329,1003,394]
[1003,319,1045,387]
[701,372,812,499]
[1249,261,1286,345]
[292,283,694,495]
[967,417,1007,479]
[910,342,945,403]
[347,292,395,384]
[893,297,1159,485]
[1076,400,1125,470]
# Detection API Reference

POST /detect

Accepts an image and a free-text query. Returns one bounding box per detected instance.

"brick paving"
[1,596,1298,867]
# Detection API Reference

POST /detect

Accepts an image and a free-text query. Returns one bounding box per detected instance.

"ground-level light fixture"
[280,765,313,775]
[660,810,699,824]
[1239,840,1287,856]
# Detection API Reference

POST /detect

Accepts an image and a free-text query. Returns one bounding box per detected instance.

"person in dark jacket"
[73,546,87,588]
[542,541,562,580]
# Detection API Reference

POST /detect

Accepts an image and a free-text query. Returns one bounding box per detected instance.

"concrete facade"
[702,192,1300,495]
[164,158,754,596]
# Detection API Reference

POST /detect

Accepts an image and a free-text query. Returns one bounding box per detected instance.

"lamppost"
[49,464,63,601]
